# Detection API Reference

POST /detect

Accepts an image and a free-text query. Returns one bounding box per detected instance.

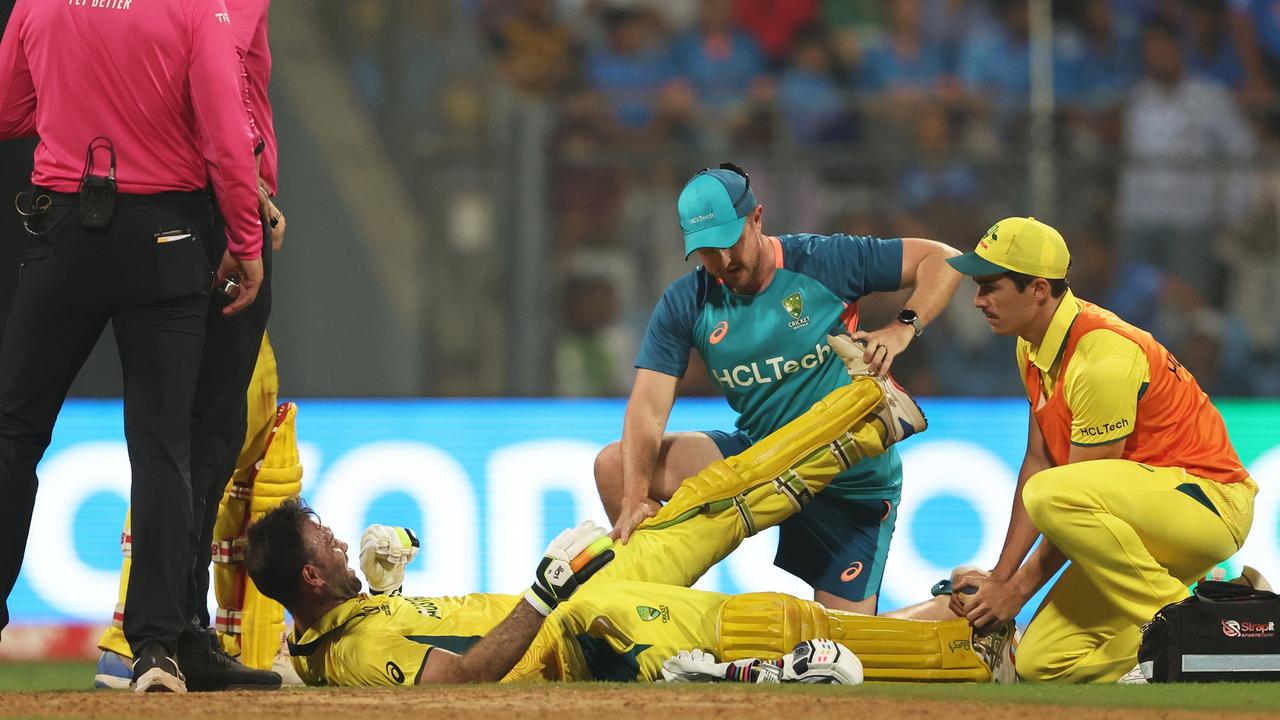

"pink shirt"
[226,0,277,195]
[0,0,262,260]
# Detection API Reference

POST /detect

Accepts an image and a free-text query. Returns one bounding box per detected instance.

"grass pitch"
[2,661,1280,718]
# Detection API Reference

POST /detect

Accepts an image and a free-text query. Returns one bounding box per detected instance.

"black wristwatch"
[897,308,923,337]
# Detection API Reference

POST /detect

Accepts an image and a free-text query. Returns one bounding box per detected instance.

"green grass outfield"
[2,661,1280,714]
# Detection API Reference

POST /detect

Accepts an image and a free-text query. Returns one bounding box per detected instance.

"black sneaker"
[131,643,187,693]
[176,626,282,692]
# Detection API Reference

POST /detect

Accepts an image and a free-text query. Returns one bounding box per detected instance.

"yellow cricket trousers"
[1017,459,1256,683]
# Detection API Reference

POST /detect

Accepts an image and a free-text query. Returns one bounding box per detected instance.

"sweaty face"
[972,275,1037,336]
[303,519,363,600]
[695,213,763,294]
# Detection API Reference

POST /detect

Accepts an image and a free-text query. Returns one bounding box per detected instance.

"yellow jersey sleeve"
[1015,337,1031,397]
[327,628,434,687]
[1062,329,1150,446]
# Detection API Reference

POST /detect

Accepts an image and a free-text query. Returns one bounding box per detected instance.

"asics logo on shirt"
[710,342,832,389]
[709,321,729,344]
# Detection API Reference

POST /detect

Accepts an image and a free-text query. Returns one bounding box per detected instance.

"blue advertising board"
[8,398,1278,629]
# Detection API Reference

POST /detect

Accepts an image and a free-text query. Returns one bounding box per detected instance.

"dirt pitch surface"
[2,685,1279,720]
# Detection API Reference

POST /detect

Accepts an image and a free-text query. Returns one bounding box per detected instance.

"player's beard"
[721,253,762,294]
[328,565,363,600]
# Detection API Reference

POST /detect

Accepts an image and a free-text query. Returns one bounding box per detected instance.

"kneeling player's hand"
[780,639,863,685]
[359,525,420,595]
[523,520,614,616]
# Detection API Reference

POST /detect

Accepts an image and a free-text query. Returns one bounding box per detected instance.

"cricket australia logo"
[979,223,998,250]
[783,292,810,329]
[636,605,670,623]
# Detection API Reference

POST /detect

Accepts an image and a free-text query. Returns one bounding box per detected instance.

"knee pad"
[717,592,832,661]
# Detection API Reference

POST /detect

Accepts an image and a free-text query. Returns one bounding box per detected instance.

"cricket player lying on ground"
[243,363,1015,686]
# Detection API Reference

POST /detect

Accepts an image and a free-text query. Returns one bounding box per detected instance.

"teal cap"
[678,165,757,260]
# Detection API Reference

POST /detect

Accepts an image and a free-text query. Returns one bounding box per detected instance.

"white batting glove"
[523,520,615,616]
[780,639,863,685]
[661,648,781,683]
[827,334,874,378]
[359,525,420,595]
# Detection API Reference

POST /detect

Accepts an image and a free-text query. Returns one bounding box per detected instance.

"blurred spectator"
[1218,169,1280,393]
[1068,225,1165,333]
[895,105,984,239]
[1229,0,1280,99]
[1057,0,1141,112]
[957,0,1033,118]
[549,94,626,262]
[671,0,766,130]
[1186,0,1247,89]
[917,285,1024,396]
[1173,310,1255,395]
[585,7,679,131]
[493,0,575,99]
[555,275,628,395]
[776,24,854,144]
[347,0,394,111]
[1118,18,1256,290]
[858,0,952,97]
[397,1,490,143]
[733,0,819,67]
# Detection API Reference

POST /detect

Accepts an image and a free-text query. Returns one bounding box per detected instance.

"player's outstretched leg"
[596,376,926,587]
[716,592,1004,682]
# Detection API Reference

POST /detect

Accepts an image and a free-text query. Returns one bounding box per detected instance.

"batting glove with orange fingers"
[523,520,615,616]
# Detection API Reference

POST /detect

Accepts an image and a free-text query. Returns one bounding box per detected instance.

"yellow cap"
[946,217,1071,280]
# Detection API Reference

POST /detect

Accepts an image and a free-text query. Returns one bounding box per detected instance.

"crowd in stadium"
[323,0,1280,398]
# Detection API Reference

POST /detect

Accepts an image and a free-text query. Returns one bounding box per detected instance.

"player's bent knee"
[1014,648,1064,683]
[1020,467,1071,530]
[594,442,622,494]
[1013,629,1059,683]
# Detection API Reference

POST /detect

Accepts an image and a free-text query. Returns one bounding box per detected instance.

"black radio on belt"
[78,136,117,229]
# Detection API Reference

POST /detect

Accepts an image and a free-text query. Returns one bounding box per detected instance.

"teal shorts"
[704,429,898,605]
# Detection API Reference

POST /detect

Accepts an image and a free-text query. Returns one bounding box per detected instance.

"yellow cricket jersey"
[288,592,520,686]
[287,581,725,686]
[1015,291,1150,447]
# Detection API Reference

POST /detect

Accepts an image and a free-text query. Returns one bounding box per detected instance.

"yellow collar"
[1026,290,1080,373]
[289,594,389,656]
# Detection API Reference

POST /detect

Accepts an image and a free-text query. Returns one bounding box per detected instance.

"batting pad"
[640,378,885,533]
[718,592,991,682]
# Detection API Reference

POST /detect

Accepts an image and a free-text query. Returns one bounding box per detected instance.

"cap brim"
[947,252,1010,277]
[684,216,747,260]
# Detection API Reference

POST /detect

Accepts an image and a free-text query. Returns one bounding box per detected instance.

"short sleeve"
[782,234,903,301]
[1064,331,1150,446]
[634,274,699,378]
[329,631,432,687]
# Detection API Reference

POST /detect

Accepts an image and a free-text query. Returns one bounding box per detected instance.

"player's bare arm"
[612,369,680,542]
[952,408,1053,618]
[850,237,961,375]
[418,520,614,683]
[417,601,545,684]
[966,534,1068,632]
[959,413,1126,627]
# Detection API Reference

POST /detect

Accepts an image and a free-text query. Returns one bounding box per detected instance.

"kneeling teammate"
[245,374,1008,685]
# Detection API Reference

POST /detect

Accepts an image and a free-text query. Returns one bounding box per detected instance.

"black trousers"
[186,218,272,628]
[0,191,214,655]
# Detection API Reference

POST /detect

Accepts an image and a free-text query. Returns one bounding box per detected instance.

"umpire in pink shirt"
[0,0,263,693]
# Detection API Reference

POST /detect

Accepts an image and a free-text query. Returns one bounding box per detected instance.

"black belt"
[32,186,208,207]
